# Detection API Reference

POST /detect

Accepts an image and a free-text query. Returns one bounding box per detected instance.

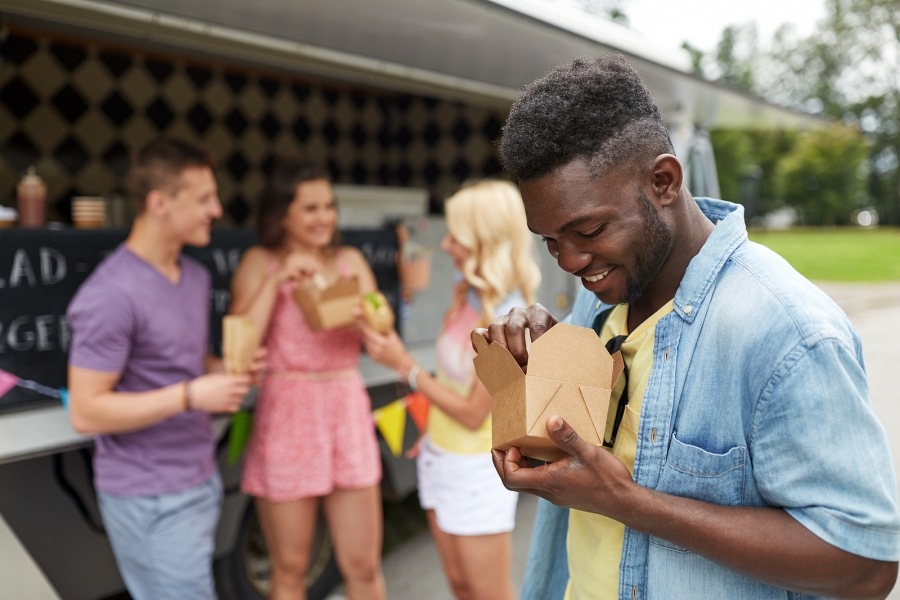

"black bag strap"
[591,306,614,336]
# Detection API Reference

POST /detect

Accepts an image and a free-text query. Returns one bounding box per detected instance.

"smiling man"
[480,55,900,599]
[67,138,258,600]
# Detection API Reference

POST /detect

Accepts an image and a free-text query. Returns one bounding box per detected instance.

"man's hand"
[491,415,635,518]
[472,303,559,371]
[188,373,253,414]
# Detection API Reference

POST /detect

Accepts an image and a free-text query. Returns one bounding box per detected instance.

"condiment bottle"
[17,167,47,228]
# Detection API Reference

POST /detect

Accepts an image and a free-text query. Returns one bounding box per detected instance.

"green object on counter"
[227,409,253,466]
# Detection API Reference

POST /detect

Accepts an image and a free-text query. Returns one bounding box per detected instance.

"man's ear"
[145,190,166,216]
[651,154,683,207]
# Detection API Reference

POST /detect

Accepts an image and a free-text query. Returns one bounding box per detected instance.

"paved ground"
[328,282,900,599]
[817,282,900,600]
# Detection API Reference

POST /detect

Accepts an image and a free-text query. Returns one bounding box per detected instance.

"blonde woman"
[362,179,541,600]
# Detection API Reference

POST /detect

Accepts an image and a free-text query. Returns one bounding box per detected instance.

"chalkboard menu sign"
[0,227,400,414]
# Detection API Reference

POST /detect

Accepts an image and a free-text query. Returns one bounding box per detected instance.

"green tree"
[774,125,869,225]
[764,0,899,223]
[681,42,705,74]
[567,0,630,23]
[711,128,799,218]
[713,24,758,90]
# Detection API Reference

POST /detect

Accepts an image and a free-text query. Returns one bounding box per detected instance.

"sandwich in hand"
[361,291,395,334]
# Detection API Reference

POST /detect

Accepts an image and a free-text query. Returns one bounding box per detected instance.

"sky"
[623,0,828,54]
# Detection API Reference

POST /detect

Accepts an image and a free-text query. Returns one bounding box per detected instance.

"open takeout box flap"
[293,275,361,329]
[471,333,527,395]
[319,276,360,300]
[526,323,614,386]
[294,274,360,303]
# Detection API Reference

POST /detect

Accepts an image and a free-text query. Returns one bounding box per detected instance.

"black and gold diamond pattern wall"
[0,28,507,225]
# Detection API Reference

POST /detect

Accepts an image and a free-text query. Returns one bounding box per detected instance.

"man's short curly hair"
[499,54,673,181]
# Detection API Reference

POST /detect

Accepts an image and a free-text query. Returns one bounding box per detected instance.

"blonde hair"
[444,179,541,327]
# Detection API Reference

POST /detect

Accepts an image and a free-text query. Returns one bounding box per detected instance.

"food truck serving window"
[0,228,399,414]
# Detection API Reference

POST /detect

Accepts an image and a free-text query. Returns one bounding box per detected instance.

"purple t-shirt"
[67,245,214,496]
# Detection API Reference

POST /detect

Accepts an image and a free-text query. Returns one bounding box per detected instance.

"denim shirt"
[560,198,900,599]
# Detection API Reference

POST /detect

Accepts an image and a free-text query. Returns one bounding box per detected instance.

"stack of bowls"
[72,197,106,229]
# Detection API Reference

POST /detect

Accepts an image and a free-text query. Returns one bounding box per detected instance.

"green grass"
[748,227,900,282]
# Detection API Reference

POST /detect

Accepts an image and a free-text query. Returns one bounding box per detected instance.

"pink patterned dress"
[240,255,381,501]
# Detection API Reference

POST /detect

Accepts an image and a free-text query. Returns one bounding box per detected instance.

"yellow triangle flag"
[374,399,407,456]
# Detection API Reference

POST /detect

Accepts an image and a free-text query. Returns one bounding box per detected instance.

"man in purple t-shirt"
[67,138,257,600]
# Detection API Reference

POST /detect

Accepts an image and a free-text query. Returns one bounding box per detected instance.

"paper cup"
[400,250,432,292]
[222,316,262,374]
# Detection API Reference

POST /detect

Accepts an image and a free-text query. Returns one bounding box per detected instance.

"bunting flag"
[0,369,16,397]
[405,391,430,433]
[373,398,407,457]
[0,368,67,404]
[227,409,253,466]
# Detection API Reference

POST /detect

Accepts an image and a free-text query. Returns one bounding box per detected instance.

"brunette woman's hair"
[256,157,331,248]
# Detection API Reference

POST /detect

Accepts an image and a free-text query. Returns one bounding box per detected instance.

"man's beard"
[619,190,674,305]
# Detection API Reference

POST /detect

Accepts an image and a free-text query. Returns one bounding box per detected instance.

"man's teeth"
[584,271,608,282]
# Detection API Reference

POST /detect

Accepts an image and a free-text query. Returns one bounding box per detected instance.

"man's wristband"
[182,380,193,412]
[407,365,420,391]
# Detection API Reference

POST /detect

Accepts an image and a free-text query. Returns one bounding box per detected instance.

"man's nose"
[554,240,591,275]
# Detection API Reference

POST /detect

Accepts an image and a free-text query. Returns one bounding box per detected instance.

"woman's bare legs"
[427,510,516,600]
[323,485,386,600]
[255,496,319,600]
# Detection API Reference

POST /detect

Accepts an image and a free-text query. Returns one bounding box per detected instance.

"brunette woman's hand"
[276,251,322,284]
[360,325,410,372]
[247,346,268,385]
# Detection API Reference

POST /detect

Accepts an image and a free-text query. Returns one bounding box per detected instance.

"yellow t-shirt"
[565,299,674,600]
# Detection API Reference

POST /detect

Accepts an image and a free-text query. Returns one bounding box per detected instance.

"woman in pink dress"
[228,158,385,600]
[362,180,541,600]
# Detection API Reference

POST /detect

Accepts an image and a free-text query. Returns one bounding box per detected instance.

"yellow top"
[426,373,493,453]
[565,300,674,599]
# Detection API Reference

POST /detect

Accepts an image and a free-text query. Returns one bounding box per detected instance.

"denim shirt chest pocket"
[650,433,747,552]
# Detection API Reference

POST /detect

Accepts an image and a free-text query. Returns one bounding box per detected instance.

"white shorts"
[416,437,518,536]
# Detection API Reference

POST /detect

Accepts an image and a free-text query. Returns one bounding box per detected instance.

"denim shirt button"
[631,585,638,599]
[650,428,658,443]
[683,304,693,314]
[663,348,669,362]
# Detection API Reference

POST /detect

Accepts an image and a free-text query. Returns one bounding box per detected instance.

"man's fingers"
[491,448,526,474]
[523,303,557,341]
[491,448,507,478]
[489,314,529,368]
[492,447,551,497]
[546,415,590,459]
[480,305,560,369]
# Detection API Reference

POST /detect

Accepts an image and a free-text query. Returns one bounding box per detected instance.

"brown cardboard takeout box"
[473,323,625,462]
[293,275,361,330]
